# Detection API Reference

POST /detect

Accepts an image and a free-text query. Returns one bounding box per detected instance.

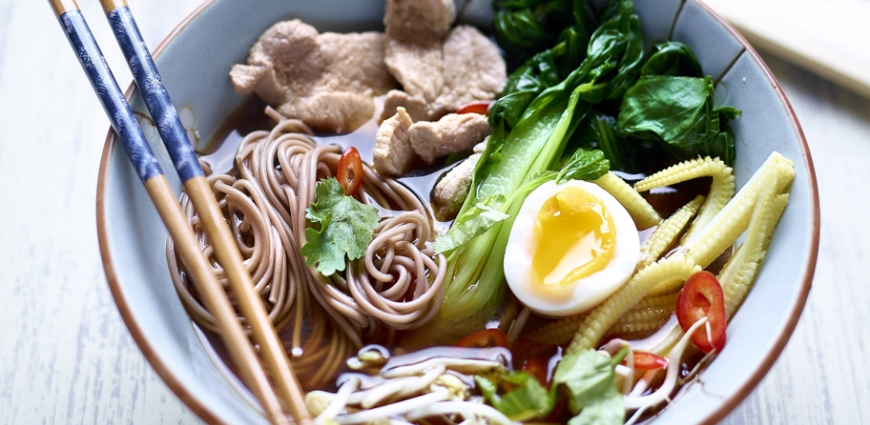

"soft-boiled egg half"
[504,180,640,316]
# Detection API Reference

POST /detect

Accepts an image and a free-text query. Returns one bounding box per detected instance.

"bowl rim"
[95,1,820,424]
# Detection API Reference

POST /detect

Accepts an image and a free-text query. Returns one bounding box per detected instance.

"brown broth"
[195,95,490,391]
[196,94,723,419]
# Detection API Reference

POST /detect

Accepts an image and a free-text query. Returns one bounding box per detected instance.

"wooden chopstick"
[97,1,311,422]
[48,1,308,424]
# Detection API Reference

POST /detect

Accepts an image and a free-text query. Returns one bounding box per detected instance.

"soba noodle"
[166,108,445,387]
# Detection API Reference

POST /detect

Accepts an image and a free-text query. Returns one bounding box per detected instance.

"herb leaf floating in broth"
[301,177,380,275]
[553,348,627,424]
[476,371,551,421]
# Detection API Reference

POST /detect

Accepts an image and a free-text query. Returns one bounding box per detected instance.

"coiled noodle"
[166,109,445,387]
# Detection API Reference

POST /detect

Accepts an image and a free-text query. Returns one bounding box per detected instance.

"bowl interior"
[97,0,818,423]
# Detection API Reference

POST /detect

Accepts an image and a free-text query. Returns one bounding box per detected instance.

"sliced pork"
[408,113,492,163]
[230,20,395,133]
[432,152,481,221]
[437,25,507,110]
[373,107,416,177]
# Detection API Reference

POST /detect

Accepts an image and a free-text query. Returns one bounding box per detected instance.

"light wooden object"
[704,0,870,99]
[47,0,306,422]
[148,177,290,425]
[184,176,311,425]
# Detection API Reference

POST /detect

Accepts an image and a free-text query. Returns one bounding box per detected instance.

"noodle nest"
[166,109,445,387]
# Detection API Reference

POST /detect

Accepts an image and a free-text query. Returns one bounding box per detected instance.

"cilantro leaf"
[433,195,510,254]
[552,348,626,425]
[300,178,380,275]
[476,372,551,421]
[475,349,626,424]
[567,390,624,425]
[553,349,617,414]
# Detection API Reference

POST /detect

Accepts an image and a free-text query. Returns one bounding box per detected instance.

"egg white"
[504,180,640,316]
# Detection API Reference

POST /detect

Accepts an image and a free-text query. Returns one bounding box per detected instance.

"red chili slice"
[454,329,508,349]
[621,351,668,370]
[456,100,493,115]
[522,357,549,387]
[676,271,727,353]
[337,146,363,196]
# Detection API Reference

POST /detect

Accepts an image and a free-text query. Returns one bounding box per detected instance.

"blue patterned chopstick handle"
[107,6,204,183]
[59,10,162,184]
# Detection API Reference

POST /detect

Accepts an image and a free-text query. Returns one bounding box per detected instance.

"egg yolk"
[531,185,616,294]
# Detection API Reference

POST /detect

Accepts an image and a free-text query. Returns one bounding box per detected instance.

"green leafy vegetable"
[490,25,591,129]
[617,75,740,163]
[433,195,510,254]
[476,372,551,421]
[554,348,628,425]
[477,349,628,424]
[493,0,596,68]
[587,0,644,101]
[568,394,625,425]
[556,148,610,183]
[440,73,590,323]
[300,178,380,275]
[641,41,702,77]
[438,0,642,325]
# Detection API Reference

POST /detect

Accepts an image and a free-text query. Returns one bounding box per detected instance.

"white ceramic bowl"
[96,0,819,423]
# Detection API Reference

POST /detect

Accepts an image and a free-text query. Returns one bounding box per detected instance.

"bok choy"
[436,0,643,324]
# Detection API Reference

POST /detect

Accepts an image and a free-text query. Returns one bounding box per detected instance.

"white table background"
[0,0,867,423]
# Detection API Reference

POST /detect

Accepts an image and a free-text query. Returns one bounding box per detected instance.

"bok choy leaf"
[641,41,702,77]
[556,148,610,184]
[617,75,740,163]
[433,195,510,254]
[493,0,597,68]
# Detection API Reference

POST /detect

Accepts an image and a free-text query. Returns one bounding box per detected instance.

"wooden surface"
[0,0,866,423]
[704,0,870,99]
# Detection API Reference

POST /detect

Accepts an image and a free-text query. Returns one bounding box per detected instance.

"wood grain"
[721,53,870,425]
[0,0,203,423]
[0,0,866,424]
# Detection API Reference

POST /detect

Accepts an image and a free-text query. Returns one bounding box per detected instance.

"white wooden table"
[0,0,866,423]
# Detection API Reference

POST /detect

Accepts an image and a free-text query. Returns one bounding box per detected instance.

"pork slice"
[230,20,322,104]
[437,25,507,111]
[384,38,444,103]
[380,89,449,123]
[384,0,455,41]
[373,107,416,177]
[432,153,481,221]
[408,113,492,163]
[230,20,397,133]
[317,32,395,95]
[278,91,375,134]
[383,0,456,102]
